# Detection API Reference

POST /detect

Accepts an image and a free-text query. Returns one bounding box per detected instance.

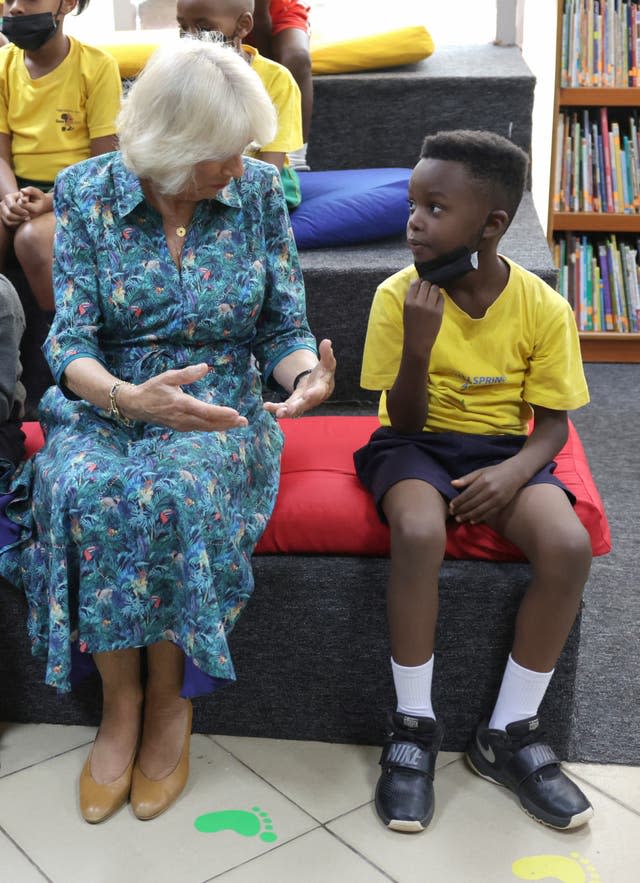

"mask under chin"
[414,246,479,287]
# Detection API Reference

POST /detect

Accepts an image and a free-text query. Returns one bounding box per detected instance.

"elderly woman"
[1,38,335,823]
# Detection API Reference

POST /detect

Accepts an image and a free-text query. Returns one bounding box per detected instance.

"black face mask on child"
[1,9,60,52]
[415,246,479,287]
[414,215,491,287]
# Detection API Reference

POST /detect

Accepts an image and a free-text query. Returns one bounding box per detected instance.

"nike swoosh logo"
[476,733,495,764]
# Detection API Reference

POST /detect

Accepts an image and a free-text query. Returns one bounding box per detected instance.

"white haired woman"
[0,38,335,823]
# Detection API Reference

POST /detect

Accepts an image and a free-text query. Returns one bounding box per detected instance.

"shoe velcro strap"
[506,742,559,785]
[380,740,435,776]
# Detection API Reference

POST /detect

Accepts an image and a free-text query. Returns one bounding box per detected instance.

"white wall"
[521,0,557,234]
[65,3,115,39]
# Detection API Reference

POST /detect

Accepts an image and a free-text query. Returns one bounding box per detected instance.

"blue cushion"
[290,168,412,249]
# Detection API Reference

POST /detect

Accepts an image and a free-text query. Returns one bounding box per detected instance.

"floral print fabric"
[2,152,316,693]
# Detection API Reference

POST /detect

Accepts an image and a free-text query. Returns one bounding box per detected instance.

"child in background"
[0,273,25,480]
[0,0,121,313]
[248,0,311,170]
[354,129,594,833]
[176,0,303,208]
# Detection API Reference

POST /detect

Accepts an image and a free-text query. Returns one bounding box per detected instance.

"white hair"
[117,37,277,194]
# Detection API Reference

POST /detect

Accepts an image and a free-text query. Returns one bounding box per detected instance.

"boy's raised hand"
[403,278,444,354]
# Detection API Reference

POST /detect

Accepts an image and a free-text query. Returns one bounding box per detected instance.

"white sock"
[288,143,309,171]
[391,656,435,719]
[488,654,554,731]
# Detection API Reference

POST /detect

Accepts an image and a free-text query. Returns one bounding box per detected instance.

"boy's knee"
[279,46,312,78]
[390,511,447,557]
[14,220,53,265]
[538,521,592,580]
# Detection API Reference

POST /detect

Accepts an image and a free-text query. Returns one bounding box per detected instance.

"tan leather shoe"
[131,700,193,821]
[79,747,135,824]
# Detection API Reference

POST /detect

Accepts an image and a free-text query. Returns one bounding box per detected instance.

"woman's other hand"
[263,338,336,419]
[120,364,248,431]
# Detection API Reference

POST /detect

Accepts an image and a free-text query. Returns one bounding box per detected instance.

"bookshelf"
[548,0,640,362]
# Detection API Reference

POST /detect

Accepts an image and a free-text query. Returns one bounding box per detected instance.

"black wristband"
[292,368,313,390]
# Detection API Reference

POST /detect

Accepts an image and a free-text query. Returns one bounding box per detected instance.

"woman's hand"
[263,339,336,419]
[119,363,248,432]
[0,190,30,228]
[19,186,53,218]
[449,459,526,524]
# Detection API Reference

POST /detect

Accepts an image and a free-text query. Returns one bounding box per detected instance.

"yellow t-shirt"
[0,37,121,182]
[361,258,590,435]
[242,45,303,166]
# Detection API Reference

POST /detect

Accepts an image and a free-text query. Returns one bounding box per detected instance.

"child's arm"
[251,0,274,57]
[449,405,569,524]
[257,150,285,171]
[0,134,29,227]
[386,278,444,433]
[90,135,118,157]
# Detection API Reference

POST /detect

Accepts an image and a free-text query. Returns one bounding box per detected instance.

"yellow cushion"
[99,26,435,80]
[99,30,171,79]
[310,26,435,75]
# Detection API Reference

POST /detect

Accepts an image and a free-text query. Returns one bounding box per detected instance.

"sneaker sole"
[465,753,593,831]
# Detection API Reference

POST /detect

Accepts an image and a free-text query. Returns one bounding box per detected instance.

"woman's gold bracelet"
[108,381,134,426]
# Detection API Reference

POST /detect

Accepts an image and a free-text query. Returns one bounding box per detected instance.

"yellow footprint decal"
[512,852,600,883]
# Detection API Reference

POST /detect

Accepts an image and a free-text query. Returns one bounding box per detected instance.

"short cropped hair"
[117,37,277,195]
[74,1,91,14]
[420,130,529,224]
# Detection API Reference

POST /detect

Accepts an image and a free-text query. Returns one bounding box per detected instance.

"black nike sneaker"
[375,712,444,832]
[466,716,593,830]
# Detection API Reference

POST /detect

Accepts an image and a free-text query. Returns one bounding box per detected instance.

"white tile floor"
[0,722,638,882]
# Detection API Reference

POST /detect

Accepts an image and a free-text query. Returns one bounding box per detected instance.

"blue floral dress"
[0,152,316,695]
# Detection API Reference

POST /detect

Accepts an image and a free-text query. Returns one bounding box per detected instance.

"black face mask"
[415,246,479,287]
[413,214,491,287]
[1,12,59,51]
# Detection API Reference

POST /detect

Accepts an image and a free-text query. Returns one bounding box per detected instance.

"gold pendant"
[176,225,187,238]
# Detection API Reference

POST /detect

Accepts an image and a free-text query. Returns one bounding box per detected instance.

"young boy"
[176,0,304,207]
[354,130,594,833]
[249,0,312,169]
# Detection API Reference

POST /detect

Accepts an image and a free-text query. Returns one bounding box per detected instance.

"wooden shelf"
[579,332,640,362]
[559,86,640,106]
[552,213,640,233]
[550,2,640,362]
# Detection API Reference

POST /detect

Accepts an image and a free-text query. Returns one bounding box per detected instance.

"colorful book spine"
[600,107,615,211]
[598,242,615,329]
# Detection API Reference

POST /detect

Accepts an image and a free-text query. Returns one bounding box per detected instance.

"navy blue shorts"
[353,428,574,523]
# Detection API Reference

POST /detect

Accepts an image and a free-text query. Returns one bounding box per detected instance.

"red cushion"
[255,415,611,560]
[23,422,45,458]
[21,417,611,561]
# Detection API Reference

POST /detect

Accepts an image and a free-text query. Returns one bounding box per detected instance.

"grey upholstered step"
[299,191,556,401]
[308,44,535,170]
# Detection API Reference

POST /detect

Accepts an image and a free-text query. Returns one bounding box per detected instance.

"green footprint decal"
[512,852,600,883]
[194,806,278,843]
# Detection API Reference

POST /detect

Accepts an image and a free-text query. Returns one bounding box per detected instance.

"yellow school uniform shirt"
[0,37,121,183]
[361,257,590,435]
[242,45,303,165]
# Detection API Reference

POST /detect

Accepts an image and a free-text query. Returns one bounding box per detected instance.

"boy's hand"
[449,460,525,524]
[0,190,30,228]
[19,186,52,217]
[403,278,444,356]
